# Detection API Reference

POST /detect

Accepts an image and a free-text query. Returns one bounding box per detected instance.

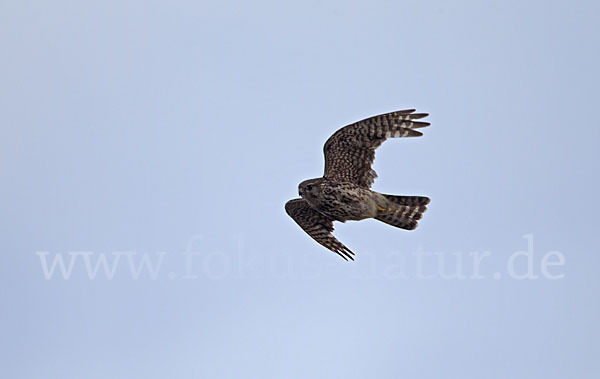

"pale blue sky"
[1,1,599,378]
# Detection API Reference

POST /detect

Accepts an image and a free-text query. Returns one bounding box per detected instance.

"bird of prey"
[285,109,430,261]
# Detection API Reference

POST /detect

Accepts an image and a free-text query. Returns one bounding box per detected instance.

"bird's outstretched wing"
[323,109,429,189]
[285,198,354,261]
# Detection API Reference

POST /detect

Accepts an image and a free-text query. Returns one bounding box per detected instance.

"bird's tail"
[375,194,430,230]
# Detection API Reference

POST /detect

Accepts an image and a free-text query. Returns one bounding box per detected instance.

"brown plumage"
[285,109,431,261]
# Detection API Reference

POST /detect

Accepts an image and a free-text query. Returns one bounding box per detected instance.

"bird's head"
[298,178,322,200]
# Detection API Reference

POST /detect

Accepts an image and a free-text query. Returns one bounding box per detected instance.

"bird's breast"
[310,182,378,221]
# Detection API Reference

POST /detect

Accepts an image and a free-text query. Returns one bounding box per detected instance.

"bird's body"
[299,178,386,222]
[285,109,431,261]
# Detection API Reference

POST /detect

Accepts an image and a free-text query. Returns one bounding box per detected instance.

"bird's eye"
[306,184,313,191]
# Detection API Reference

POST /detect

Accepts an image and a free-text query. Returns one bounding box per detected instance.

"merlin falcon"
[285,109,431,261]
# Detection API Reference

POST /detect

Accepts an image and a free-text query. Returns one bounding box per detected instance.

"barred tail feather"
[375,196,429,230]
[375,213,419,230]
[381,194,430,206]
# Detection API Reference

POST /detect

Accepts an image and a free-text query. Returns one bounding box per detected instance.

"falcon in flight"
[285,109,431,261]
